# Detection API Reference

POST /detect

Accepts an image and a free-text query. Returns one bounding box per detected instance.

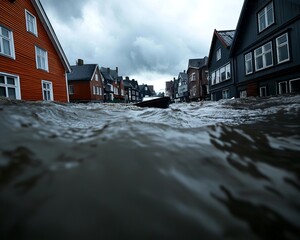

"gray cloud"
[40,0,243,90]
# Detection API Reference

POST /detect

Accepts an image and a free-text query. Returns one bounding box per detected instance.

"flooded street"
[0,96,300,239]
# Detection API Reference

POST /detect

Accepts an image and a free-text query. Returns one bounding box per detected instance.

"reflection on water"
[0,96,300,239]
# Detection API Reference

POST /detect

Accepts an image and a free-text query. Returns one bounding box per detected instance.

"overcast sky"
[40,0,244,92]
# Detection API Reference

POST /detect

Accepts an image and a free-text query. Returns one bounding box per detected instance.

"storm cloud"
[40,0,243,91]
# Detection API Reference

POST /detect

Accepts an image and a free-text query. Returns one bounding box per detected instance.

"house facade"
[187,57,208,101]
[67,60,103,102]
[123,77,140,103]
[0,0,70,102]
[230,0,300,97]
[139,84,155,99]
[177,71,189,102]
[208,30,235,100]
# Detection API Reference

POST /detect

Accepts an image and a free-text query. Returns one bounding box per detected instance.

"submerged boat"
[135,96,170,109]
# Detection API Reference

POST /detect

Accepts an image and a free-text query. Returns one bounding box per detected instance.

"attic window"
[216,48,221,61]
[258,2,274,32]
[25,10,38,36]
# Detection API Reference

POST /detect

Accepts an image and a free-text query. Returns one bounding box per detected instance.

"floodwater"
[0,95,300,240]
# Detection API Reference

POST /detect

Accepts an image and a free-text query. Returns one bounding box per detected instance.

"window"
[290,79,300,94]
[278,81,287,94]
[95,73,99,81]
[260,86,267,97]
[0,73,21,99]
[220,67,226,81]
[216,48,221,61]
[222,89,229,99]
[240,90,247,98]
[0,25,15,58]
[226,64,231,79]
[245,52,253,75]
[258,2,274,32]
[276,33,290,64]
[216,69,220,84]
[190,73,196,81]
[69,85,74,95]
[35,46,48,71]
[25,10,37,36]
[211,72,216,85]
[93,86,96,95]
[255,42,273,71]
[42,80,53,101]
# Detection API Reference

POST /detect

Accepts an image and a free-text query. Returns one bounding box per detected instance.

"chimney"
[116,67,118,74]
[184,70,186,73]
[107,67,110,73]
[173,77,176,81]
[77,59,84,65]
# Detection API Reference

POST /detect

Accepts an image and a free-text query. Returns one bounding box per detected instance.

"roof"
[216,30,235,47]
[67,64,97,81]
[100,67,118,80]
[32,0,71,72]
[178,72,188,81]
[188,57,208,69]
[207,29,235,67]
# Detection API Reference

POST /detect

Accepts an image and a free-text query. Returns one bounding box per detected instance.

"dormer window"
[25,10,38,36]
[258,2,274,32]
[216,48,221,61]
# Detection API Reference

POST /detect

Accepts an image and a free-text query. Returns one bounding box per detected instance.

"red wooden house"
[0,0,70,102]
[67,59,104,103]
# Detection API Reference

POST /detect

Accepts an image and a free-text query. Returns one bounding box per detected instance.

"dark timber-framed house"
[187,57,208,101]
[208,30,235,100]
[230,0,300,97]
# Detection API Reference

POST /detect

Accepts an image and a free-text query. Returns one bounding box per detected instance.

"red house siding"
[0,0,68,102]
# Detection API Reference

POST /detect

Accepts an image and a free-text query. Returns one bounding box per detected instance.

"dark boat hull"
[135,97,170,109]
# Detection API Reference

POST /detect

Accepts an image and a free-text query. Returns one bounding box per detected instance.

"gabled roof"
[67,64,97,81]
[100,67,118,80]
[178,72,188,81]
[229,0,251,56]
[216,30,235,47]
[188,57,208,70]
[207,29,235,67]
[32,0,71,72]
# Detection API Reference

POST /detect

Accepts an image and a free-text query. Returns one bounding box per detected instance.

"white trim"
[260,86,267,97]
[0,72,21,100]
[65,72,69,102]
[289,78,300,94]
[216,48,221,61]
[210,62,231,85]
[278,81,288,95]
[0,25,16,59]
[258,1,275,32]
[32,0,71,72]
[41,80,53,101]
[25,9,38,36]
[254,42,273,71]
[276,33,290,64]
[35,46,49,71]
[245,52,253,75]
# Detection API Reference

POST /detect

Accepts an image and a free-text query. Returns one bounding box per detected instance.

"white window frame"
[25,10,38,36]
[68,85,74,95]
[189,72,196,82]
[216,48,221,61]
[258,2,275,32]
[35,46,49,71]
[278,81,288,95]
[260,86,267,97]
[0,25,15,59]
[42,80,53,101]
[245,52,253,75]
[240,90,247,98]
[276,33,290,64]
[226,63,231,79]
[0,72,21,99]
[95,73,99,81]
[222,89,229,99]
[216,69,220,84]
[255,42,273,71]
[220,66,226,82]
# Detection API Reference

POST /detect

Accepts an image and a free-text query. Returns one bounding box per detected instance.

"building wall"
[233,0,300,97]
[0,0,68,102]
